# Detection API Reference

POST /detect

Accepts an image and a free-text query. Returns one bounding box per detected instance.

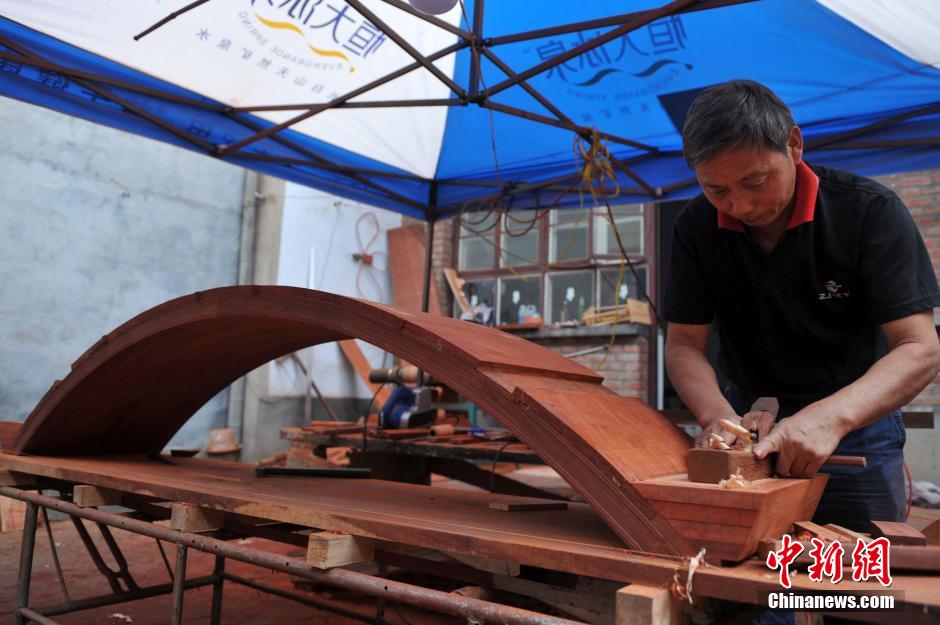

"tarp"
[0,0,938,219]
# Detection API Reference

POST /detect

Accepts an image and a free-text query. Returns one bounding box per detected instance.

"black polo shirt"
[664,161,940,407]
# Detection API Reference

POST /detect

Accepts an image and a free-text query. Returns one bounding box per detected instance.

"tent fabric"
[0,0,939,220]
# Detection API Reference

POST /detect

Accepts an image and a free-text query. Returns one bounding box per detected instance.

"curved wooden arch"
[13,286,694,556]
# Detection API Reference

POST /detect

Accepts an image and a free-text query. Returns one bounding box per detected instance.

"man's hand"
[694,415,741,449]
[752,406,846,477]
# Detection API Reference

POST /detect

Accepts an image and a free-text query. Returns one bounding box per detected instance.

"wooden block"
[923,519,940,546]
[616,584,679,625]
[870,521,927,546]
[792,521,845,543]
[450,552,520,577]
[0,495,27,533]
[825,523,866,541]
[170,503,224,533]
[489,500,568,512]
[307,531,374,569]
[686,448,772,484]
[73,485,121,507]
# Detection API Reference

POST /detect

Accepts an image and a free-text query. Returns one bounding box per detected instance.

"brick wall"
[875,168,940,410]
[548,338,649,401]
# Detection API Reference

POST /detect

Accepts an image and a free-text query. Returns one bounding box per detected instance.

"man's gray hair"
[682,80,796,166]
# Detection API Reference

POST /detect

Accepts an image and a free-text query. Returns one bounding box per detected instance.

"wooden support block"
[616,584,679,625]
[922,519,940,546]
[170,503,225,533]
[870,521,927,546]
[450,552,520,577]
[792,521,845,543]
[307,531,374,569]
[489,499,568,512]
[73,485,121,507]
[686,448,771,484]
[1,495,27,533]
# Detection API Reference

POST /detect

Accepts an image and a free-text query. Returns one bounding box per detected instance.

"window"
[549,208,590,263]
[457,212,497,271]
[594,205,643,257]
[499,275,542,325]
[500,210,540,268]
[455,203,649,327]
[546,271,594,323]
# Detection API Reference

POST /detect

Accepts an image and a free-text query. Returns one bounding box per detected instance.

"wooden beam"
[443,268,471,314]
[170,503,225,532]
[0,469,37,489]
[449,552,520,577]
[615,584,679,625]
[0,421,21,450]
[307,531,375,569]
[73,485,121,507]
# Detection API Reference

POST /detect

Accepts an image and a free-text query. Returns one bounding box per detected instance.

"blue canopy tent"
[1,1,938,292]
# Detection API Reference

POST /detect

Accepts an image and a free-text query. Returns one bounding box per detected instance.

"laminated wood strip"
[10,286,688,556]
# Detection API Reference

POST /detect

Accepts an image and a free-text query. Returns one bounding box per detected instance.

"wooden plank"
[307,531,375,569]
[792,521,845,543]
[170,503,224,532]
[0,469,37,489]
[825,524,866,541]
[2,453,938,619]
[449,552,520,577]
[0,495,27,533]
[443,267,471,314]
[338,339,392,407]
[489,499,569,512]
[686,448,772,484]
[73,484,121,507]
[615,584,679,625]
[387,223,442,314]
[870,521,927,546]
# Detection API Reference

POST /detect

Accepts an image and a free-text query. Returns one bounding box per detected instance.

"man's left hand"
[752,406,846,478]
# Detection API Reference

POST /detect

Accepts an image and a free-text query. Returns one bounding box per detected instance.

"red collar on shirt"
[717,161,818,232]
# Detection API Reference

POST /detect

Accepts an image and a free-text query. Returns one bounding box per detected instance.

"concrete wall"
[0,97,246,450]
[237,181,402,462]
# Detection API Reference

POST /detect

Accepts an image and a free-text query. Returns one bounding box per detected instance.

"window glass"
[500,210,540,267]
[594,204,643,256]
[457,212,497,270]
[598,266,647,307]
[546,271,594,323]
[498,275,542,325]
[550,208,589,262]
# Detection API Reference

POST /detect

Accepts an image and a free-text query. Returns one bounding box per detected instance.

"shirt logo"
[819,280,850,300]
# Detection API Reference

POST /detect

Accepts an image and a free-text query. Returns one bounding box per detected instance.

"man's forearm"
[665,342,737,426]
[815,340,940,435]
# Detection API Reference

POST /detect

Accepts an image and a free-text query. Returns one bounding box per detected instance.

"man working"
[664,80,940,530]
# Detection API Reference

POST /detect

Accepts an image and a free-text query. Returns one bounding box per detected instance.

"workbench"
[2,453,939,625]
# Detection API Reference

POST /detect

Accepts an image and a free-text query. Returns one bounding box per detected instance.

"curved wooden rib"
[13,286,694,556]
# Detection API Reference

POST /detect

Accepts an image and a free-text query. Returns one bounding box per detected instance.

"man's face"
[694,127,803,229]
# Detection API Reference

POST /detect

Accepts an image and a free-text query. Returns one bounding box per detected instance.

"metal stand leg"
[210,555,225,625]
[170,543,187,625]
[14,503,39,625]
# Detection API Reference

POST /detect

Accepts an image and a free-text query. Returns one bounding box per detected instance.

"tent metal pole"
[468,0,485,100]
[344,0,467,99]
[423,183,439,314]
[221,40,467,153]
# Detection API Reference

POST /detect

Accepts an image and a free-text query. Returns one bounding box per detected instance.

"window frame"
[454,203,654,327]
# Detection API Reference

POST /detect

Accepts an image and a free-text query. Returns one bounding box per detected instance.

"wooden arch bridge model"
[6,286,824,561]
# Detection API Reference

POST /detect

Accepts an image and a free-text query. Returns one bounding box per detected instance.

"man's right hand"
[694,414,742,449]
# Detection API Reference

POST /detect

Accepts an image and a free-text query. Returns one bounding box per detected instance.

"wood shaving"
[718,467,751,489]
[671,547,708,604]
[720,418,753,451]
[708,432,731,450]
